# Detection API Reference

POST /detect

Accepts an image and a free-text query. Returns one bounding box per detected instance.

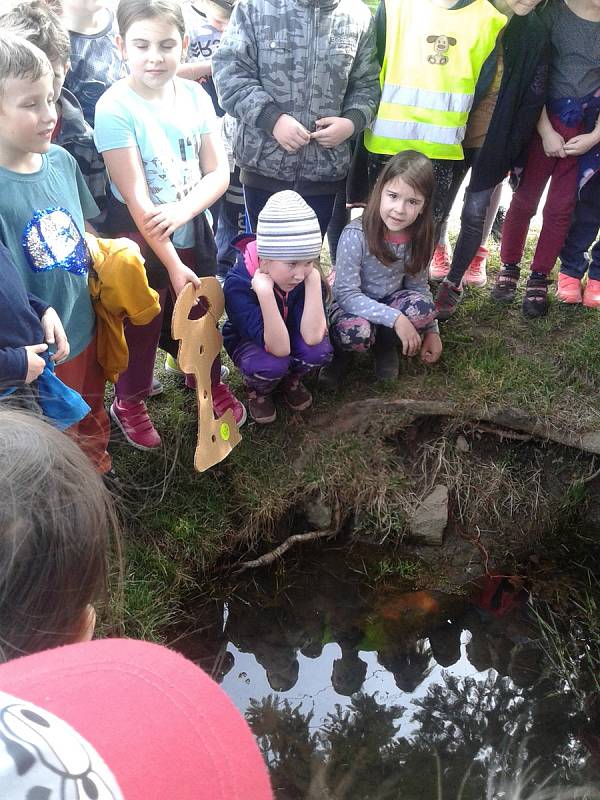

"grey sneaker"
[435,279,463,321]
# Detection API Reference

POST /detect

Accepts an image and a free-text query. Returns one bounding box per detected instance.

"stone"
[409,485,448,546]
[455,434,470,453]
[303,496,333,530]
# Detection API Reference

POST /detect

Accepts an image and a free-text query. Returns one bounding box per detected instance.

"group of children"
[1,0,600,448]
[1,0,600,789]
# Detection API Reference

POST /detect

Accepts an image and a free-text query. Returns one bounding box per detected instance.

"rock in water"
[409,485,448,546]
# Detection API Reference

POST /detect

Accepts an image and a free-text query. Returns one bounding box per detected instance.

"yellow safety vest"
[364,0,507,160]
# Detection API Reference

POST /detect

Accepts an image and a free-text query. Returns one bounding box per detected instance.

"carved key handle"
[172,279,241,471]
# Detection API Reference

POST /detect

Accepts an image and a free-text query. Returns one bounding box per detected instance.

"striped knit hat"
[256,191,322,261]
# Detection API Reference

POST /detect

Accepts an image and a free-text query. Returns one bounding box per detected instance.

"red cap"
[0,638,272,799]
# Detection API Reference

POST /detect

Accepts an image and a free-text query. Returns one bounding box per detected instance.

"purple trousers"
[231,333,333,394]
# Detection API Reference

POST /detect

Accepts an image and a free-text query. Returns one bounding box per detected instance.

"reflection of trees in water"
[246,672,599,799]
[218,567,599,795]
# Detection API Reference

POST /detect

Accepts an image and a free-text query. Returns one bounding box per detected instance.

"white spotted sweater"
[333,219,439,333]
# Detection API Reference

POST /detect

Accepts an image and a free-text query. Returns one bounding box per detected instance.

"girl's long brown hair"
[0,409,122,662]
[362,151,435,275]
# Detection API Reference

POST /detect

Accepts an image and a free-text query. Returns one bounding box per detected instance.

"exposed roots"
[234,499,342,572]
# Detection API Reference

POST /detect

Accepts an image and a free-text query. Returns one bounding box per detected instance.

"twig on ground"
[579,457,600,485]
[234,499,342,573]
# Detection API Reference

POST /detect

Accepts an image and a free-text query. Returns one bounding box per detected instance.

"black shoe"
[490,205,506,243]
[318,351,350,390]
[373,326,400,380]
[522,273,550,318]
[102,467,122,493]
[491,263,520,304]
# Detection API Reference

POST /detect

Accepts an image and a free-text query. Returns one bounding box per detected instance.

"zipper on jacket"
[294,3,319,189]
[274,286,289,322]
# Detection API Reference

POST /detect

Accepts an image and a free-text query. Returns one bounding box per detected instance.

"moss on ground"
[111,237,600,640]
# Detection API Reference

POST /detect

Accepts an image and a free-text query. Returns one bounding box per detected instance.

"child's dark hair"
[0,0,71,67]
[0,409,121,662]
[362,151,435,275]
[117,0,186,40]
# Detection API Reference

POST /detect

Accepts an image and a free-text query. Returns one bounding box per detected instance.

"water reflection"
[172,548,600,797]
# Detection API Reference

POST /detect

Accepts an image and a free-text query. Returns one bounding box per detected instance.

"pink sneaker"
[556,272,583,304]
[429,244,452,281]
[212,382,247,427]
[463,246,488,288]
[583,277,600,308]
[110,398,161,450]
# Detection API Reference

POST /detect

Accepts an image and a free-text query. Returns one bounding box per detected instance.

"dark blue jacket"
[223,236,309,356]
[0,241,49,384]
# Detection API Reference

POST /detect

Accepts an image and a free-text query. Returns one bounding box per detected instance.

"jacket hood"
[232,234,259,277]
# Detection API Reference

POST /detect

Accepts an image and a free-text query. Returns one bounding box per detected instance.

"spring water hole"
[170,543,600,799]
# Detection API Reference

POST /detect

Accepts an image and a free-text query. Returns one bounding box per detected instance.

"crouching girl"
[321,151,442,386]
[223,191,333,424]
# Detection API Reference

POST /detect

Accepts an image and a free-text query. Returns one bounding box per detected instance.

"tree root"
[234,500,342,573]
[314,398,600,456]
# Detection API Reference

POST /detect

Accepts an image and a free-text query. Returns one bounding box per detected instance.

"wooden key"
[172,279,241,471]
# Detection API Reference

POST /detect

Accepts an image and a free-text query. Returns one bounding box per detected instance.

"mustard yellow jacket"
[86,234,160,383]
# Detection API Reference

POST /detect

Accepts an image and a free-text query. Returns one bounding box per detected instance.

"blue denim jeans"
[560,172,600,281]
[215,166,246,278]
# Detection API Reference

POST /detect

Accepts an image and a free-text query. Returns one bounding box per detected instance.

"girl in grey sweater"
[321,151,442,385]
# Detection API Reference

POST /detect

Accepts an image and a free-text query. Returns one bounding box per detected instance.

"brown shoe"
[246,389,277,424]
[281,376,312,411]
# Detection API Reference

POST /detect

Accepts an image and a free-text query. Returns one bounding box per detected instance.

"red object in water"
[475,575,526,617]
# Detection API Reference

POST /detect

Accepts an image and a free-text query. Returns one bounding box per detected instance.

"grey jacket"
[212,0,380,193]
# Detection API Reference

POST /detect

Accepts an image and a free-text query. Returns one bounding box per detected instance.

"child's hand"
[564,133,599,157]
[170,263,201,297]
[24,343,48,383]
[304,267,322,286]
[420,331,443,364]
[143,203,189,242]
[541,128,566,158]
[40,307,69,363]
[393,315,421,357]
[273,114,311,153]
[312,117,355,148]
[252,270,275,294]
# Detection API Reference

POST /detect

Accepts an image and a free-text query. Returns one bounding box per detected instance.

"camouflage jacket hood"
[212,0,380,191]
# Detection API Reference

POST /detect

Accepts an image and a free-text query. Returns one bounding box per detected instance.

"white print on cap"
[0,690,123,799]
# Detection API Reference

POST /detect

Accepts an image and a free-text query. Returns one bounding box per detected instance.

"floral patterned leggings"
[329,289,437,352]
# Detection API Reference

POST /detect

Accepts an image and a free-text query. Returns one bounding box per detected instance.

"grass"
[109,234,600,640]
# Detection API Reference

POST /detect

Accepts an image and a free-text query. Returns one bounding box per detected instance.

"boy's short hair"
[0,1,71,66]
[0,32,52,97]
[201,0,235,18]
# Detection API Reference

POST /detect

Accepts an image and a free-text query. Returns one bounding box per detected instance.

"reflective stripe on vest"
[365,0,506,160]
[380,84,474,115]
[371,118,467,146]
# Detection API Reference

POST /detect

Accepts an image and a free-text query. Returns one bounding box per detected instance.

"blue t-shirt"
[94,78,216,248]
[65,9,125,127]
[0,146,99,360]
[184,5,224,116]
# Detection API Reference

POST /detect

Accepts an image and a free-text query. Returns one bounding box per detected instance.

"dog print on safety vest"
[426,34,457,66]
